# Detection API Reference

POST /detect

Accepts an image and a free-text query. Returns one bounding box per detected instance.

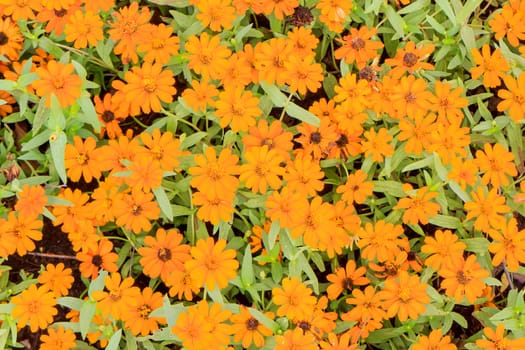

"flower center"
[102,110,115,122]
[0,32,8,46]
[157,247,172,262]
[151,39,164,49]
[205,256,219,271]
[27,300,40,313]
[245,318,259,330]
[142,78,157,93]
[342,277,353,290]
[132,205,142,215]
[403,52,418,67]
[310,132,321,144]
[53,77,65,89]
[92,254,103,267]
[54,8,67,17]
[139,304,151,319]
[122,21,138,35]
[16,0,28,6]
[76,153,88,165]
[351,37,365,50]
[456,271,471,284]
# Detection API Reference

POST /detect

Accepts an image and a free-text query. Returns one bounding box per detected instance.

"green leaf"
[241,245,254,286]
[435,0,456,22]
[105,329,122,350]
[32,98,48,134]
[463,237,490,255]
[79,300,97,339]
[57,296,83,310]
[21,129,52,152]
[0,80,16,91]
[372,180,405,197]
[88,270,107,297]
[460,25,476,52]
[48,94,66,131]
[153,186,173,221]
[456,0,482,24]
[383,5,405,39]
[451,311,468,328]
[248,307,279,332]
[49,131,67,184]
[402,155,433,172]
[285,101,320,127]
[150,0,190,7]
[77,95,101,132]
[17,73,39,87]
[297,252,319,294]
[428,214,461,229]
[259,81,287,107]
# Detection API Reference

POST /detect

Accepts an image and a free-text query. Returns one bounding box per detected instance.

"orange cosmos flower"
[476,323,525,349]
[265,186,309,229]
[394,185,440,225]
[231,306,274,348]
[185,32,231,80]
[283,154,324,197]
[91,272,140,320]
[476,143,517,189]
[385,41,435,78]
[357,220,407,262]
[283,55,323,95]
[272,277,317,321]
[240,145,285,194]
[0,17,24,61]
[430,80,468,124]
[64,136,103,183]
[32,60,82,108]
[488,217,525,272]
[108,2,152,64]
[138,228,191,281]
[326,260,369,300]
[362,127,394,162]
[112,62,176,116]
[40,326,77,350]
[439,254,490,304]
[189,146,240,198]
[470,44,509,88]
[64,10,103,48]
[137,23,180,64]
[11,284,57,332]
[77,238,119,279]
[38,263,74,297]
[343,285,386,324]
[195,0,236,31]
[185,237,239,290]
[336,169,374,204]
[15,184,47,218]
[335,26,384,68]
[214,86,261,132]
[181,79,219,113]
[192,190,235,225]
[421,229,466,271]
[465,187,510,232]
[379,270,430,322]
[489,4,525,47]
[413,329,457,350]
[113,189,160,234]
[498,73,525,123]
[122,287,166,336]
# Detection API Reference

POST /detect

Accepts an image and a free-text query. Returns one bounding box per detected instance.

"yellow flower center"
[151,38,164,49]
[205,256,219,271]
[142,78,157,93]
[76,153,88,165]
[138,304,151,319]
[53,77,65,89]
[122,20,138,35]
[27,300,40,313]
[456,271,471,284]
[399,287,411,301]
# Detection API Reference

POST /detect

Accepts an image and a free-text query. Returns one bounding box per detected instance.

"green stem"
[161,108,201,132]
[279,93,294,121]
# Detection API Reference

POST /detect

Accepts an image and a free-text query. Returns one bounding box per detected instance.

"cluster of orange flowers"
[2,0,525,349]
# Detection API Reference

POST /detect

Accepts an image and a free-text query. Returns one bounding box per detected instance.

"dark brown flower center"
[359,66,376,82]
[342,277,353,290]
[310,132,321,144]
[297,321,311,332]
[102,110,115,122]
[336,134,348,147]
[246,318,259,330]
[457,271,471,284]
[0,32,8,46]
[92,255,103,267]
[290,6,314,27]
[351,37,365,50]
[403,52,418,67]
[157,247,172,262]
[54,8,67,17]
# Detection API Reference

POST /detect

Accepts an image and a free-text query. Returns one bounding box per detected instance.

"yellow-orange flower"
[335,26,383,68]
[40,326,77,350]
[498,73,525,122]
[195,0,236,31]
[185,32,231,80]
[231,306,274,348]
[214,86,261,132]
[37,263,74,297]
[394,185,440,225]
[91,272,141,320]
[239,145,285,194]
[0,17,24,61]
[413,329,457,350]
[465,187,510,233]
[283,55,323,95]
[32,60,83,108]
[476,143,517,189]
[15,184,47,218]
[326,260,369,300]
[272,277,317,320]
[336,169,374,204]
[385,41,435,78]
[421,229,466,271]
[476,323,525,349]
[64,136,103,183]
[64,10,103,48]
[439,254,489,304]
[136,23,180,64]
[470,44,509,88]
[488,218,525,272]
[192,190,235,225]
[113,189,160,234]
[11,284,57,332]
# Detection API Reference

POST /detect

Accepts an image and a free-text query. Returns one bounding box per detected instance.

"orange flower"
[112,62,176,116]
[64,136,103,183]
[113,189,160,234]
[379,270,430,322]
[316,0,353,33]
[15,184,47,218]
[470,44,509,88]
[335,26,383,68]
[336,169,374,204]
[51,188,93,234]
[392,74,434,118]
[385,41,435,78]
[189,146,240,198]
[40,326,77,350]
[181,79,219,113]
[214,86,261,132]
[465,187,510,233]
[430,80,468,124]
[91,272,141,320]
[320,332,359,350]
[94,93,127,139]
[498,73,525,123]
[195,0,236,31]
[0,211,43,257]
[290,196,336,250]
[11,284,57,332]
[397,113,436,155]
[326,260,369,300]
[77,239,119,279]
[261,0,298,20]
[126,157,163,192]
[165,265,202,301]
[334,73,371,111]
[88,179,122,225]
[394,185,440,225]
[343,285,386,323]
[287,27,319,57]
[272,277,317,321]
[240,145,285,194]
[283,55,323,95]
[38,263,74,297]
[428,121,471,164]
[35,4,80,36]
[476,143,517,189]
[283,154,324,197]
[171,302,212,349]
[0,17,24,61]
[421,229,466,271]
[0,0,41,21]
[275,328,318,350]
[108,2,152,64]
[139,129,187,172]
[447,157,478,190]
[488,218,525,272]
[489,4,525,47]
[265,186,308,229]
[231,306,274,348]
[254,38,292,86]
[32,60,82,108]
[64,10,103,48]
[413,329,457,350]
[357,220,406,262]
[136,23,180,64]
[185,237,239,290]
[476,323,525,349]
[362,127,394,162]
[185,32,231,80]
[192,190,235,225]
[439,254,490,304]
[138,228,191,281]
[122,287,166,336]
[243,119,293,161]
